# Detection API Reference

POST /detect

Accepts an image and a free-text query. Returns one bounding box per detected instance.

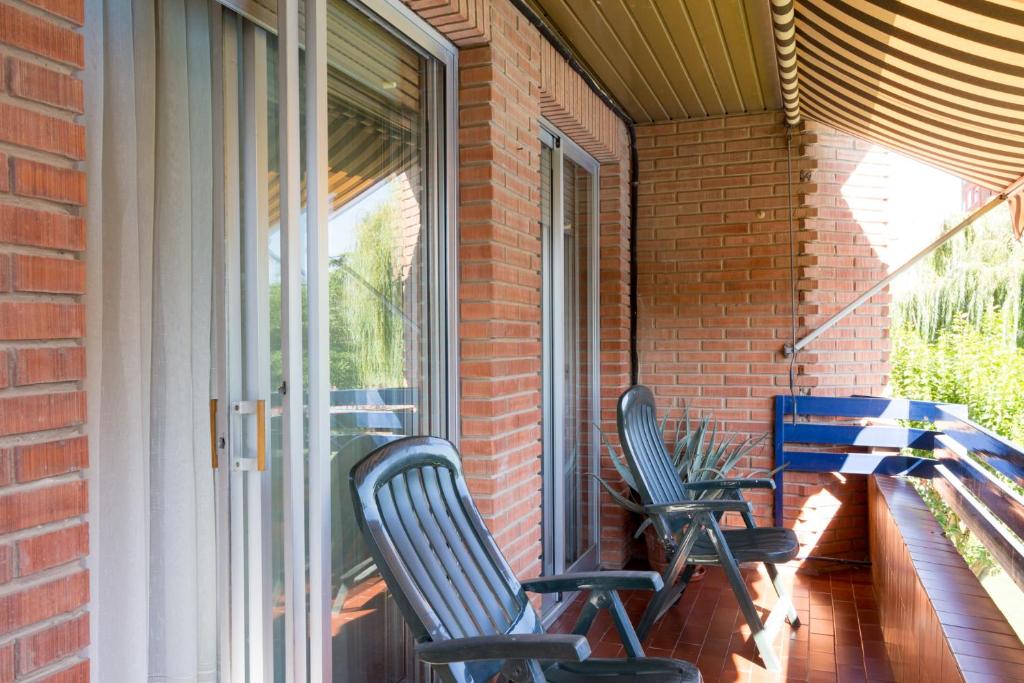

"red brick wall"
[407,0,634,575]
[455,3,546,575]
[0,0,90,680]
[635,112,890,561]
[406,0,892,572]
[595,153,633,567]
[785,122,890,560]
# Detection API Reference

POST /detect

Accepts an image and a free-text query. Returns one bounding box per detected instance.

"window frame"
[539,119,602,620]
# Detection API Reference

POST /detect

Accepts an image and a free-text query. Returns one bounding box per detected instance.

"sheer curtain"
[85,0,218,680]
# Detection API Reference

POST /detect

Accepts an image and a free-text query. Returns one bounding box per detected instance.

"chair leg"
[570,594,601,638]
[606,590,645,658]
[764,562,800,627]
[571,589,647,658]
[636,526,701,640]
[703,517,781,672]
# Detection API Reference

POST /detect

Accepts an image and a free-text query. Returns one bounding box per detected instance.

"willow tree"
[896,207,1024,347]
[892,205,1024,443]
[329,199,407,390]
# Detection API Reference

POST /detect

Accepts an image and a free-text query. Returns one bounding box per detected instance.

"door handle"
[210,399,219,469]
[232,399,267,472]
[256,399,266,472]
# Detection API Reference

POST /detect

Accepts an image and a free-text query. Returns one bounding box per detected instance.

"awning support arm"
[783,192,1009,357]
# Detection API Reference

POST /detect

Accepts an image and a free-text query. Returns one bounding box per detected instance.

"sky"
[863,150,965,298]
[885,152,964,261]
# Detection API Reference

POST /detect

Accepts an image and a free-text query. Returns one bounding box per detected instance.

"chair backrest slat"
[431,465,521,626]
[618,386,690,508]
[386,470,484,638]
[351,436,540,683]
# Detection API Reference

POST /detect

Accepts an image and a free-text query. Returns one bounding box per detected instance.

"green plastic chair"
[350,435,702,683]
[617,386,800,672]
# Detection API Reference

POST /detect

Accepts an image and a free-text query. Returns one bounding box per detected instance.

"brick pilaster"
[635,112,891,561]
[0,0,90,679]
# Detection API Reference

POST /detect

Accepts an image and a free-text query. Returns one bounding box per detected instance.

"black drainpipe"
[507,0,640,386]
[628,127,638,385]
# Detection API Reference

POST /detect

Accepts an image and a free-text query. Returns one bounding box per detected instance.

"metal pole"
[784,191,1009,356]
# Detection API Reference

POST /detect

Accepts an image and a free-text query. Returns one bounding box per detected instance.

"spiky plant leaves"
[597,428,637,491]
[745,461,788,478]
[590,474,645,514]
[633,518,653,539]
[690,466,725,479]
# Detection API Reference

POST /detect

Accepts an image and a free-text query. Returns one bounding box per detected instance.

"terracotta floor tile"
[809,633,835,654]
[781,655,809,679]
[809,619,835,636]
[810,605,835,621]
[809,650,837,673]
[645,645,675,659]
[673,642,702,662]
[550,565,894,682]
[858,624,883,642]
[698,654,727,679]
[860,640,887,660]
[863,656,896,681]
[833,627,861,646]
[648,628,681,651]
[748,668,777,682]
[835,670,865,683]
[807,671,838,683]
[589,640,623,658]
[834,644,863,667]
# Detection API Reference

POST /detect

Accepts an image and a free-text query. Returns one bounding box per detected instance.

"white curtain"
[85,0,218,680]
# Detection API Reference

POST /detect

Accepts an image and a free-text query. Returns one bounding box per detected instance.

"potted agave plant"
[594,405,777,574]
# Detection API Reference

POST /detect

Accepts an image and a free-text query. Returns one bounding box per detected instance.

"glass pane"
[324,1,429,680]
[265,31,307,683]
[562,157,593,566]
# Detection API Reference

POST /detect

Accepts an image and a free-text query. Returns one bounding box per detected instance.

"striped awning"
[772,0,1024,222]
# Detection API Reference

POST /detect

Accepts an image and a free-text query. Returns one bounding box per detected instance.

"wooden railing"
[774,394,1024,592]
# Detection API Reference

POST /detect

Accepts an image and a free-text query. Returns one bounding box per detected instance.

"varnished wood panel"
[869,476,1024,682]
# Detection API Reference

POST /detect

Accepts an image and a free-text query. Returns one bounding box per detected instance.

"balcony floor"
[550,565,895,683]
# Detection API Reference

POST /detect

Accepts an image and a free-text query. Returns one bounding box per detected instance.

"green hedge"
[891,313,1024,445]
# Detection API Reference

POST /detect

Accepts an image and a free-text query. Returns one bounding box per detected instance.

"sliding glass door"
[540,123,601,614]
[321,2,442,680]
[214,1,454,680]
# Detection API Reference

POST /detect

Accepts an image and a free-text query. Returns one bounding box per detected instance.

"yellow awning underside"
[533,0,1024,199]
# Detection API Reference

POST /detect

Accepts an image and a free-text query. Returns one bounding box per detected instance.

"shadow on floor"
[549,565,895,683]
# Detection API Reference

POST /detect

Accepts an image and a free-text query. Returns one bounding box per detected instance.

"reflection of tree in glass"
[268,195,408,391]
[331,199,406,390]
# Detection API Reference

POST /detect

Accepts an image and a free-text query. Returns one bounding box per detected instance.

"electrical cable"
[786,127,799,425]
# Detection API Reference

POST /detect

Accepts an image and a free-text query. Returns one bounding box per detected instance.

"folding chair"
[617,386,800,671]
[350,435,702,683]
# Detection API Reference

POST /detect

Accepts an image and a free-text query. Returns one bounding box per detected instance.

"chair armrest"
[521,570,664,594]
[681,478,775,492]
[415,634,589,664]
[646,499,751,515]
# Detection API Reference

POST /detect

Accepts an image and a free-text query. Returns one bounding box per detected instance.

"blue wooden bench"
[771,395,967,526]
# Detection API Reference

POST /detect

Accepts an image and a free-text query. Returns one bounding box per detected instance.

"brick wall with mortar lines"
[784,121,891,561]
[635,111,891,561]
[404,0,635,574]
[0,0,90,681]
